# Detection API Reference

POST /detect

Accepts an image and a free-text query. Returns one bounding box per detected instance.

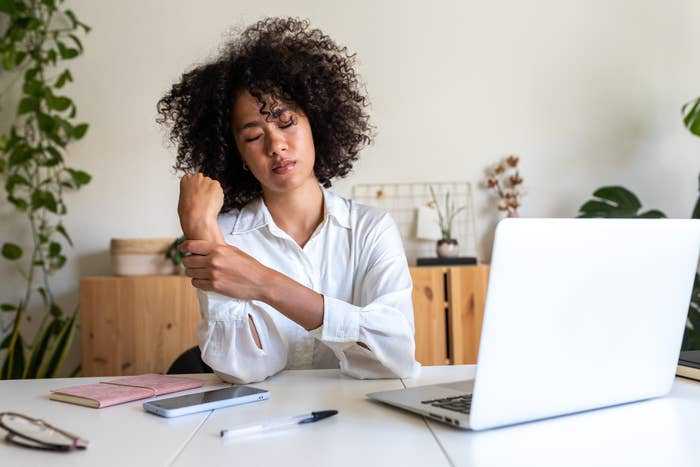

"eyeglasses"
[0,412,89,451]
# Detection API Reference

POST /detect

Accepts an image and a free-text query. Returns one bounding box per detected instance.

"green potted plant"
[681,96,700,350]
[429,185,466,258]
[575,93,700,351]
[165,235,186,273]
[577,186,666,219]
[0,0,90,379]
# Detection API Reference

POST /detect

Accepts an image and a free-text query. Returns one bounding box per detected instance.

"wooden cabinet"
[79,265,489,376]
[79,276,200,376]
[410,265,490,366]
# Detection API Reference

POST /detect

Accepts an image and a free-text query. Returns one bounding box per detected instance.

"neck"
[263,180,324,246]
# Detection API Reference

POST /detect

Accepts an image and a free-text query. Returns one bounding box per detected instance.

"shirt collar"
[230,197,266,234]
[230,186,351,235]
[323,187,351,230]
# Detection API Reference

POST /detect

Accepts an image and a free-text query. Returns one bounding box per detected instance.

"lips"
[272,160,296,175]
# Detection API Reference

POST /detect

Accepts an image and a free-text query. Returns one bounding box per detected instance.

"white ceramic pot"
[436,239,459,258]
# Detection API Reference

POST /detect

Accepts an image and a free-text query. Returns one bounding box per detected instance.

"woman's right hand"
[178,173,225,243]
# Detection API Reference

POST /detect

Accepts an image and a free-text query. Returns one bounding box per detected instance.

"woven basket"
[110,237,178,276]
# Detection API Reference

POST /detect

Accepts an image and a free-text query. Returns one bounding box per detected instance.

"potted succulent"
[429,185,466,258]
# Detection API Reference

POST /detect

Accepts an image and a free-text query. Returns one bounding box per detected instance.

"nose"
[264,126,288,157]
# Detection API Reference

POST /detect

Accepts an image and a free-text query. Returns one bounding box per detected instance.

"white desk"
[406,366,700,467]
[0,373,227,466]
[172,369,447,466]
[1,366,699,466]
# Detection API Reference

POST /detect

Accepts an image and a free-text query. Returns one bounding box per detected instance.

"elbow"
[212,368,269,385]
[380,353,421,380]
[340,340,421,380]
[197,328,287,384]
[200,350,285,385]
[377,333,422,379]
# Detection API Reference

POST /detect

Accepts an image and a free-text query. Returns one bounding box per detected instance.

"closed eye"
[243,119,294,142]
[244,134,262,142]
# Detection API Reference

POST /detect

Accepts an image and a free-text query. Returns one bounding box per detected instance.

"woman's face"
[231,90,317,195]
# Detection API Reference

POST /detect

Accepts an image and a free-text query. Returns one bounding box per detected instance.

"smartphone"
[143,385,269,418]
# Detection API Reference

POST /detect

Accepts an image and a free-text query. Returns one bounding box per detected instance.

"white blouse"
[195,188,421,384]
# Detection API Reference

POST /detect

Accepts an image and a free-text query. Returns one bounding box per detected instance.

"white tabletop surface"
[0,373,226,467]
[171,369,448,466]
[0,369,446,467]
[2,366,700,466]
[404,365,700,467]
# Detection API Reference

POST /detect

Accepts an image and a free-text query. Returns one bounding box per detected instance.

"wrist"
[181,217,223,243]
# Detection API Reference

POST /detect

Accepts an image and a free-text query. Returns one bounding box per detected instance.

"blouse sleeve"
[195,290,288,384]
[309,213,421,379]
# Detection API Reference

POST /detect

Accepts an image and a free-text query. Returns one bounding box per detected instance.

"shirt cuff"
[196,290,247,321]
[309,295,361,342]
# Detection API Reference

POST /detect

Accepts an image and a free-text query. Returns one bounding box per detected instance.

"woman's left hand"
[179,240,270,301]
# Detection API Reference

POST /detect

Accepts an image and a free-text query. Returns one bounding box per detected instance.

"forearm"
[259,268,324,331]
[195,293,287,383]
[315,293,420,379]
[181,239,323,333]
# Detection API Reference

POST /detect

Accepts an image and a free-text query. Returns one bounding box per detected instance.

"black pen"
[220,410,338,439]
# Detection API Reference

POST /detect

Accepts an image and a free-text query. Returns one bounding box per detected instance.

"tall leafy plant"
[575,91,700,351]
[0,0,90,379]
[577,186,666,219]
[681,96,700,350]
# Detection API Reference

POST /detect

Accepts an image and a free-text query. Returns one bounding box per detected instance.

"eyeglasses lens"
[1,414,77,448]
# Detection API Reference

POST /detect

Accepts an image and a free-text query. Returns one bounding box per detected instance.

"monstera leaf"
[682,273,700,351]
[682,96,700,137]
[577,186,666,218]
[683,99,700,351]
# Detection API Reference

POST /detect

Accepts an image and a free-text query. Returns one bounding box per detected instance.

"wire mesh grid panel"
[351,182,477,265]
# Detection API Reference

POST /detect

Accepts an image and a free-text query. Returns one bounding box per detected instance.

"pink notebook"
[50,374,203,408]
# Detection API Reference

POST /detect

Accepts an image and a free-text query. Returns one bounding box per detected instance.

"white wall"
[2,0,700,373]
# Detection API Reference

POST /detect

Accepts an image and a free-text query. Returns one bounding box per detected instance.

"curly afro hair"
[157,17,373,212]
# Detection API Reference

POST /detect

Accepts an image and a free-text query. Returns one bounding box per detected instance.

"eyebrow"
[236,107,290,134]
[237,121,262,133]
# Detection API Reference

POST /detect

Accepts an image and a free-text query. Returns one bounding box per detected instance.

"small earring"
[242,163,249,171]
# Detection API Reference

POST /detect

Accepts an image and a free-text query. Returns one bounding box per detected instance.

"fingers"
[190,278,213,291]
[182,254,210,268]
[179,172,200,187]
[185,267,213,280]
[179,239,215,255]
[179,172,222,189]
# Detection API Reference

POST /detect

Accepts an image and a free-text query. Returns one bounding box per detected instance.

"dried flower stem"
[485,155,524,218]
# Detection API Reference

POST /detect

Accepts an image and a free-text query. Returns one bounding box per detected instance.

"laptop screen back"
[469,218,700,430]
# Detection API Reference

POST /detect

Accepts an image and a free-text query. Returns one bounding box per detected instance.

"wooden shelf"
[79,276,200,376]
[79,266,489,376]
[410,265,490,366]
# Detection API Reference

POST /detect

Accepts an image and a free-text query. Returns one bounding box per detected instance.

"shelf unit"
[79,266,489,376]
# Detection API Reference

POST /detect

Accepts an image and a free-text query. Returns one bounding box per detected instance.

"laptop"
[367,218,700,431]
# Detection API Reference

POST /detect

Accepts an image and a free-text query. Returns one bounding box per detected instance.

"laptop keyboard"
[421,394,473,414]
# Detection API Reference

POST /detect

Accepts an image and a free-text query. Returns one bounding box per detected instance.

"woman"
[157,17,420,384]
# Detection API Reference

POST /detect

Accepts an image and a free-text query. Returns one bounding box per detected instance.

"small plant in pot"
[429,185,466,258]
[165,236,186,273]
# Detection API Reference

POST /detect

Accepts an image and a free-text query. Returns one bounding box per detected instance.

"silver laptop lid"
[469,218,700,431]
